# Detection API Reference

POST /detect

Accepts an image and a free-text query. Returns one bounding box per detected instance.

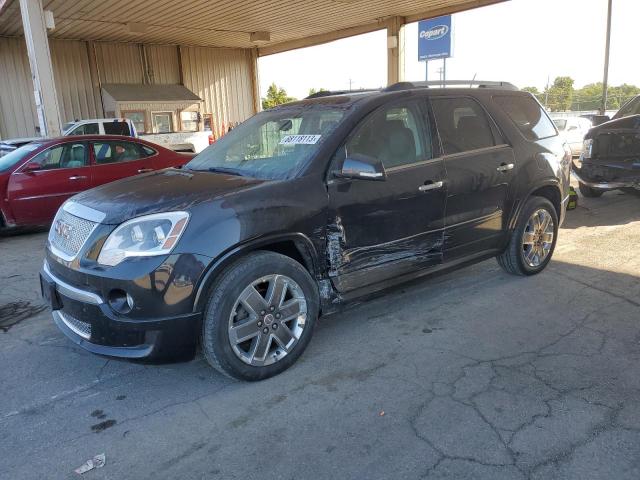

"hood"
[71,168,265,224]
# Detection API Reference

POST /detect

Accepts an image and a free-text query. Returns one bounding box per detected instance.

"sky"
[258,0,640,100]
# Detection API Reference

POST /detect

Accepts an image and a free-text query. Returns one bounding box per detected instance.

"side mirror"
[21,162,41,174]
[333,154,386,181]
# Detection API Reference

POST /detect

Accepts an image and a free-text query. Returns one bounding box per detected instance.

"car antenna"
[470,74,477,88]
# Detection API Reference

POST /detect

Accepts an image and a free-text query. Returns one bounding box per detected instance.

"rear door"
[90,139,154,187]
[430,96,515,259]
[6,142,91,225]
[327,98,447,293]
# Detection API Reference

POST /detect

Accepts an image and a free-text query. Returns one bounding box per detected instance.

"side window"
[431,97,497,154]
[493,95,557,141]
[30,143,87,170]
[93,141,142,164]
[103,121,131,136]
[140,145,157,157]
[344,102,430,169]
[69,123,99,135]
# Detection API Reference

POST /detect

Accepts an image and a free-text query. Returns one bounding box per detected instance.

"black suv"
[573,94,640,197]
[40,81,571,381]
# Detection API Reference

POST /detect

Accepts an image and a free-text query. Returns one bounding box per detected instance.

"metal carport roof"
[0,0,505,54]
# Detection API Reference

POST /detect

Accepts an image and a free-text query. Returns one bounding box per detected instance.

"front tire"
[579,182,604,198]
[201,251,319,381]
[497,196,558,276]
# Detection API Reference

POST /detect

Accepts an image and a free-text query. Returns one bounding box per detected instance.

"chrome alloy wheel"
[521,208,555,267]
[228,274,307,367]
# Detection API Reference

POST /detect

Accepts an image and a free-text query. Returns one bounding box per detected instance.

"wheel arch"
[193,233,319,313]
[508,180,562,232]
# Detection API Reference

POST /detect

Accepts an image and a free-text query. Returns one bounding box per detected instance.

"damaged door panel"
[326,98,447,293]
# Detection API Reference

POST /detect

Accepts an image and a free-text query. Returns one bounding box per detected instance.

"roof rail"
[305,89,378,99]
[384,80,519,92]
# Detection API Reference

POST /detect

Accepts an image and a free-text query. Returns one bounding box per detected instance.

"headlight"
[582,139,593,159]
[97,212,189,266]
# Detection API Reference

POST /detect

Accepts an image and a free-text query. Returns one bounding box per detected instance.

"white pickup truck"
[63,118,211,153]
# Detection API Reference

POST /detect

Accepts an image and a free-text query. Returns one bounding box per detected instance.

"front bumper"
[41,261,202,361]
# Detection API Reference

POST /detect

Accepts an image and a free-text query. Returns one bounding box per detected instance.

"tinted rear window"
[431,97,497,154]
[494,95,557,140]
[104,121,131,136]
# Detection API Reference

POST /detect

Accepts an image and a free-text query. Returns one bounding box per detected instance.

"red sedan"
[0,135,192,229]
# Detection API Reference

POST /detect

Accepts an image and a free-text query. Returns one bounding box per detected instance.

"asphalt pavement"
[1,187,639,480]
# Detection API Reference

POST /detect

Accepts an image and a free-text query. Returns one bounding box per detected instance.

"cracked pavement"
[1,187,639,479]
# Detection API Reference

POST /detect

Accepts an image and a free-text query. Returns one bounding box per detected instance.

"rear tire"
[497,196,558,276]
[201,251,319,381]
[579,182,604,198]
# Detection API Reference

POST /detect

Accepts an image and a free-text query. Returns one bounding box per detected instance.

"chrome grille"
[58,311,92,340]
[49,209,98,260]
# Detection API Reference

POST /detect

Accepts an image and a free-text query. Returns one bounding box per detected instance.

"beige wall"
[145,45,181,85]
[0,37,38,139]
[0,37,256,139]
[181,46,255,135]
[50,39,103,124]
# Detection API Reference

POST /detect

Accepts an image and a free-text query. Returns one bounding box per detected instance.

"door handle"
[496,163,514,172]
[418,181,444,192]
[137,168,153,173]
[68,175,87,180]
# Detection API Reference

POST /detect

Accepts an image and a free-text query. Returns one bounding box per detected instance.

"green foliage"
[308,87,328,96]
[522,86,540,96]
[545,76,574,112]
[261,83,297,110]
[533,77,640,112]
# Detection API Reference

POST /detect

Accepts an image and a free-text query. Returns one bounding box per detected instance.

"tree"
[544,76,574,112]
[522,86,540,96]
[261,83,297,110]
[522,86,543,102]
[308,87,328,96]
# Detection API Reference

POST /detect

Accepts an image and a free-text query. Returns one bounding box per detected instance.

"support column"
[250,48,262,113]
[386,16,406,86]
[19,0,61,137]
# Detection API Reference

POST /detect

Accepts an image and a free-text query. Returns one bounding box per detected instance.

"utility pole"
[545,76,550,109]
[443,58,447,87]
[601,0,613,114]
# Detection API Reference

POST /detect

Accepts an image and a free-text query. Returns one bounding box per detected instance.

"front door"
[327,99,447,293]
[7,142,91,225]
[430,96,515,259]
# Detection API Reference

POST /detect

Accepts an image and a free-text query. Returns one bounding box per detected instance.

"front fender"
[192,232,319,313]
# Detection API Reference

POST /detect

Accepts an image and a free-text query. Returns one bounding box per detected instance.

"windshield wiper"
[201,167,246,177]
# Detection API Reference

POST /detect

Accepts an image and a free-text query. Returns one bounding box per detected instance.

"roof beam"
[404,0,507,23]
[258,20,384,57]
[259,0,507,57]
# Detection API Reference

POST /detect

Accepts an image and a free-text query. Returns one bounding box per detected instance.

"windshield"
[0,143,41,172]
[62,122,76,133]
[614,96,640,119]
[186,106,348,180]
[553,119,567,131]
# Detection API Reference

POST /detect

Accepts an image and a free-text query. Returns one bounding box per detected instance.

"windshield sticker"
[279,135,321,145]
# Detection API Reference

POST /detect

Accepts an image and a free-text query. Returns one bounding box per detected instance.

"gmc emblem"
[54,219,73,240]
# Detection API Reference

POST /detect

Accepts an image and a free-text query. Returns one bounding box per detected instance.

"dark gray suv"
[41,81,571,380]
